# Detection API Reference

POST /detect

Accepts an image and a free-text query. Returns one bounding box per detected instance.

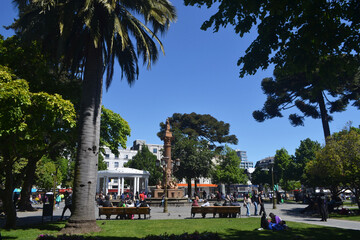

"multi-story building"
[130,139,163,160]
[236,150,254,169]
[103,148,138,169]
[103,140,163,169]
[255,156,275,169]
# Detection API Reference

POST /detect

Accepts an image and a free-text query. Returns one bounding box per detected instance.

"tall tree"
[184,0,360,140]
[273,148,292,193]
[0,66,76,229]
[251,167,271,187]
[0,34,81,211]
[158,112,238,150]
[253,60,359,140]
[212,146,247,194]
[171,131,214,197]
[293,138,321,184]
[12,0,176,233]
[0,34,82,106]
[305,126,360,205]
[124,145,162,186]
[158,113,238,195]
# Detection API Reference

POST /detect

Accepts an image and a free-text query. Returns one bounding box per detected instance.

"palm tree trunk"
[317,91,331,141]
[62,42,103,234]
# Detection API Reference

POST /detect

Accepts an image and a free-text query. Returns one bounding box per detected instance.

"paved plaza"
[1,202,360,231]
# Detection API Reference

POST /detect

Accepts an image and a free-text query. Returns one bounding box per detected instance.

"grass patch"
[1,218,360,240]
[330,212,360,221]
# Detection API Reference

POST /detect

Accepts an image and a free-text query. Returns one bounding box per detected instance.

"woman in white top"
[244,193,252,216]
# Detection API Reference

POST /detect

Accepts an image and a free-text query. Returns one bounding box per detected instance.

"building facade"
[236,150,254,169]
[255,156,275,169]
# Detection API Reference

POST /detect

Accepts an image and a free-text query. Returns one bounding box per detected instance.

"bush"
[141,231,222,240]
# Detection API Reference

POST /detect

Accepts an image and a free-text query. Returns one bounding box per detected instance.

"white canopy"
[97,168,150,195]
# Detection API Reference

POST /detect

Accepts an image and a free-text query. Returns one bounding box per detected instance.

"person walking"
[252,190,259,216]
[55,194,61,209]
[317,191,328,221]
[259,190,266,216]
[60,191,72,221]
[244,193,252,216]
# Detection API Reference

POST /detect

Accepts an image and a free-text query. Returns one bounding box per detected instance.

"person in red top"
[139,192,145,201]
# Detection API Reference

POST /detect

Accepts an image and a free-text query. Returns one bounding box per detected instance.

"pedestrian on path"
[259,190,266,216]
[244,193,252,216]
[60,191,72,221]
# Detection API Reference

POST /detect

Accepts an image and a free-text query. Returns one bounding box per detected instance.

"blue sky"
[1,1,359,163]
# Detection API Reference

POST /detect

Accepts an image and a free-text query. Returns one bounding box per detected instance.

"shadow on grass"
[1,218,64,232]
[221,227,360,240]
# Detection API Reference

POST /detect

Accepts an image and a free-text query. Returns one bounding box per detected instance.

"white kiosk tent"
[97,168,150,196]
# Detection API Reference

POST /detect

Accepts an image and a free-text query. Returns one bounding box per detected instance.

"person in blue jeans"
[252,190,259,216]
[244,193,252,216]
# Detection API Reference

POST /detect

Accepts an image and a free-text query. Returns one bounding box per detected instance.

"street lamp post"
[262,163,276,209]
[270,163,276,209]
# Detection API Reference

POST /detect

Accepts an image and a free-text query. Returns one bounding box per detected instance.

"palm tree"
[13,0,176,233]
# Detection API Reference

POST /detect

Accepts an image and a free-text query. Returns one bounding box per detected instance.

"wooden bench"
[99,207,150,219]
[191,206,241,218]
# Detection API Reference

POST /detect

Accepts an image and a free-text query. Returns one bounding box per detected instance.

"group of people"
[260,212,288,231]
[97,194,149,220]
[243,190,266,217]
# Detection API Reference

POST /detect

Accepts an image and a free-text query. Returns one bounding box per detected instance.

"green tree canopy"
[305,126,360,206]
[0,65,76,228]
[212,146,247,194]
[100,106,131,155]
[274,148,292,184]
[99,106,131,170]
[124,145,161,186]
[35,157,63,191]
[185,0,360,139]
[172,131,214,197]
[0,34,82,106]
[293,138,321,183]
[158,112,238,150]
[251,167,271,187]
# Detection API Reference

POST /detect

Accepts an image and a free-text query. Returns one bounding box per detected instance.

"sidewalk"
[1,202,360,231]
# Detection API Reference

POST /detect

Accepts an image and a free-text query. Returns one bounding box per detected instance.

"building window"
[106,162,109,167]
[153,148,157,153]
[114,162,119,168]
[125,155,128,159]
[115,154,119,159]
[105,154,110,159]
[113,179,118,184]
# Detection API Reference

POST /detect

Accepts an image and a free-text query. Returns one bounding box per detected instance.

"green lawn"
[1,218,360,240]
[330,211,360,221]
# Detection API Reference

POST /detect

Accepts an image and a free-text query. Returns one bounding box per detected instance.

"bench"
[191,206,241,218]
[99,207,150,219]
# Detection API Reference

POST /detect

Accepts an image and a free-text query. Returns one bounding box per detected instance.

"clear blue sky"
[1,1,359,163]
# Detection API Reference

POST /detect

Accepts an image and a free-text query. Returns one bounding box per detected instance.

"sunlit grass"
[1,218,360,240]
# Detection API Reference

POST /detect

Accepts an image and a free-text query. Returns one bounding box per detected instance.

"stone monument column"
[164,118,173,188]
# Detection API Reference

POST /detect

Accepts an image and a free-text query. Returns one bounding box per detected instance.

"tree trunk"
[187,178,192,198]
[61,42,103,234]
[3,153,17,229]
[317,91,331,141]
[194,179,198,196]
[18,157,38,211]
